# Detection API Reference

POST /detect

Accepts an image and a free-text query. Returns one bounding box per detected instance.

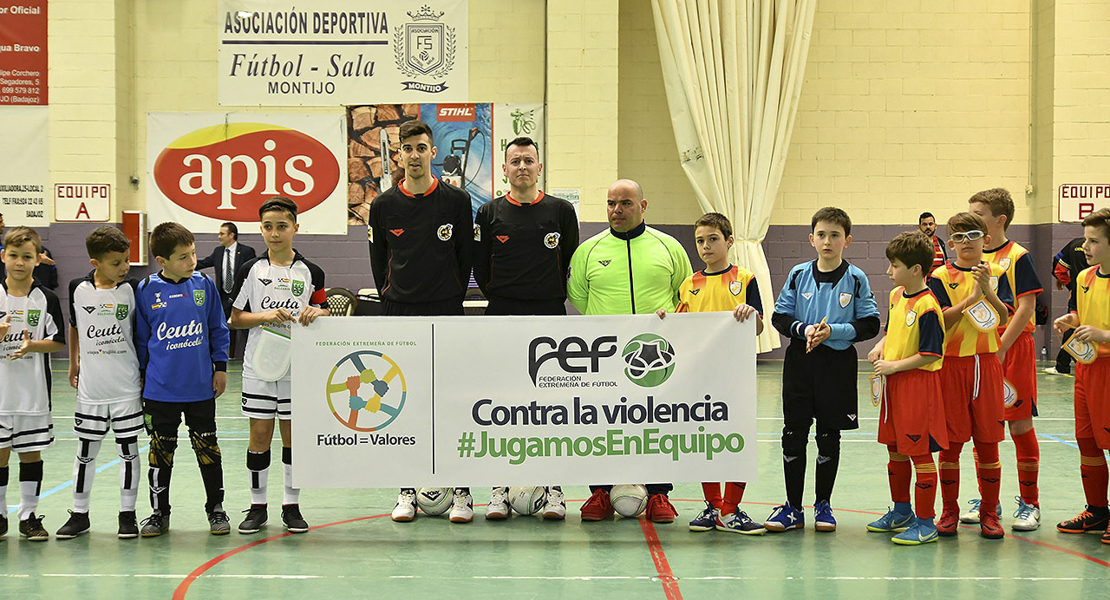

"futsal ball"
[416,487,455,516]
[610,484,649,517]
[621,334,676,387]
[508,486,547,516]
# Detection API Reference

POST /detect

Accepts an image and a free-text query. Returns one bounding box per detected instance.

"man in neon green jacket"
[567,178,693,523]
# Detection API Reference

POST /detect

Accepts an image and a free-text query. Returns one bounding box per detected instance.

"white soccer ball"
[610,484,649,517]
[416,487,455,516]
[508,486,547,516]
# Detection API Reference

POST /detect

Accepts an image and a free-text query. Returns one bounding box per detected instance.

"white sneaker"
[542,486,566,520]
[391,489,417,522]
[449,488,474,523]
[485,487,509,520]
[1012,496,1041,531]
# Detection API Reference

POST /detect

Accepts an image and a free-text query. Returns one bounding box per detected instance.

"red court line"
[639,518,683,600]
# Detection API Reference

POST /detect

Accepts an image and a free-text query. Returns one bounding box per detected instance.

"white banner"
[146,112,347,235]
[218,0,468,106]
[0,106,49,226]
[291,313,758,488]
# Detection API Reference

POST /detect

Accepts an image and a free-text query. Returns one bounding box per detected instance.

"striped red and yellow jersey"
[928,261,1010,357]
[983,240,1042,335]
[1073,266,1110,359]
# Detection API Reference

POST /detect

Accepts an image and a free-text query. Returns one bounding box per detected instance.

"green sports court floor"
[3,360,1108,599]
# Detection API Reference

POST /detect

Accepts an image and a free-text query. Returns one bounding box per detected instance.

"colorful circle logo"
[325,350,407,431]
[621,334,676,387]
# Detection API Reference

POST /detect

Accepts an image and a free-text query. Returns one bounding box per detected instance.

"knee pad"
[189,430,222,466]
[782,428,807,458]
[148,431,178,468]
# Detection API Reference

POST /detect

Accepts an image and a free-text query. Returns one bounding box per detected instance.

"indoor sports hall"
[3,0,1110,599]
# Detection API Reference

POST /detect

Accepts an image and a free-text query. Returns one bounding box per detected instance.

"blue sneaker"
[717,508,766,535]
[892,519,939,545]
[866,507,915,532]
[763,504,804,532]
[813,500,837,532]
[688,502,719,532]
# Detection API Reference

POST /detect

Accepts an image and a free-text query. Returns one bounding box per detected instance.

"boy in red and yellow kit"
[867,232,948,545]
[968,188,1044,530]
[927,212,1010,539]
[1054,208,1110,544]
[657,213,765,535]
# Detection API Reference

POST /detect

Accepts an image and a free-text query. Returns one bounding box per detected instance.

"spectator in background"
[919,212,948,270]
[1048,236,1089,375]
[196,222,256,359]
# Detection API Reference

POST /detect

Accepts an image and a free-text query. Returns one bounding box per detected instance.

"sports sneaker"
[764,504,804,532]
[19,513,48,541]
[55,510,91,539]
[813,500,837,532]
[391,489,417,522]
[1012,496,1041,531]
[0,513,7,537]
[238,504,268,534]
[1056,506,1110,533]
[646,494,678,523]
[580,488,614,521]
[688,502,719,532]
[959,499,1002,524]
[717,508,766,535]
[980,509,1005,539]
[140,512,168,537]
[936,508,960,536]
[892,520,939,545]
[1103,524,1110,545]
[208,510,231,535]
[118,511,139,539]
[281,504,309,533]
[542,487,566,520]
[449,488,474,523]
[485,487,510,520]
[866,508,914,533]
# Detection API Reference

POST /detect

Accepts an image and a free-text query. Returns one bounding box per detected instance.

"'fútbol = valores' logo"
[326,350,407,432]
[622,334,677,387]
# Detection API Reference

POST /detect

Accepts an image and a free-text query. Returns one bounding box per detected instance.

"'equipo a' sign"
[218,0,468,106]
[291,313,758,488]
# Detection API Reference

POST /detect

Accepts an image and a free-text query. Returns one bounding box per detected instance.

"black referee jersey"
[473,191,579,301]
[368,177,473,304]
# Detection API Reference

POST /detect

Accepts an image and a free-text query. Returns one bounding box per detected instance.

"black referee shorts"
[485,295,567,316]
[381,296,464,316]
[781,341,860,431]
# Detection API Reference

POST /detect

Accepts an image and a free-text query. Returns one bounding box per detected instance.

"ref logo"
[326,350,407,432]
[621,334,676,388]
[153,122,340,221]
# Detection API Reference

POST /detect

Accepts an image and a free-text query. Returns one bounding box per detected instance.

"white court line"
[3,573,1099,582]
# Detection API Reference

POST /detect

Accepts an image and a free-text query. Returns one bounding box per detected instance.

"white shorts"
[74,398,145,441]
[0,413,54,453]
[241,376,292,421]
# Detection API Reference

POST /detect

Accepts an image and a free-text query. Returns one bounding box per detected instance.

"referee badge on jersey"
[839,292,852,308]
[473,223,481,242]
[904,309,917,327]
[27,309,41,327]
[544,232,561,249]
[193,290,205,306]
[437,223,454,241]
[729,281,743,296]
[963,298,999,331]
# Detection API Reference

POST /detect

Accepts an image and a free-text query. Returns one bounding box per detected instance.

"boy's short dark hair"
[1082,208,1110,241]
[259,196,299,221]
[150,222,194,259]
[398,119,434,144]
[86,225,131,260]
[919,212,934,223]
[4,226,41,254]
[885,231,934,275]
[694,212,733,239]
[505,136,539,158]
[968,188,1015,230]
[221,222,238,240]
[946,211,988,234]
[811,207,852,236]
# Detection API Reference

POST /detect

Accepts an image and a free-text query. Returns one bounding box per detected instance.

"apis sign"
[148,114,346,233]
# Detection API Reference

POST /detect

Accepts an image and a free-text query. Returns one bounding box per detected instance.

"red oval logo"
[153,123,340,221]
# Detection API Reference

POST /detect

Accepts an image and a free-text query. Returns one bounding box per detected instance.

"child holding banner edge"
[656,212,765,534]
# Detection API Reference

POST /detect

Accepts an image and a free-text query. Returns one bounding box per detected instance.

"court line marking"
[3,573,1105,582]
[639,517,683,600]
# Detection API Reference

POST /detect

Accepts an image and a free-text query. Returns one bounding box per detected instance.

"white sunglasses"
[950,230,985,243]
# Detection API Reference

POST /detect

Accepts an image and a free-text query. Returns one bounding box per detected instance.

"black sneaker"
[1,513,7,537]
[208,510,231,535]
[238,504,268,535]
[19,513,49,541]
[140,512,169,537]
[118,511,139,539]
[55,510,91,539]
[281,504,309,533]
[1056,506,1110,533]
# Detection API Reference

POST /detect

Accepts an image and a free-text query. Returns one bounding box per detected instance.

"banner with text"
[0,0,47,106]
[219,0,468,106]
[146,112,347,234]
[291,313,757,488]
[0,106,49,226]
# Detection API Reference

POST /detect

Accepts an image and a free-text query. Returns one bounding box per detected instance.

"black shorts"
[485,295,567,316]
[143,398,218,437]
[781,341,860,431]
[381,297,464,316]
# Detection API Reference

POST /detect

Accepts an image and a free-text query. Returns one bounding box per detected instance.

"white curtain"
[651,0,818,352]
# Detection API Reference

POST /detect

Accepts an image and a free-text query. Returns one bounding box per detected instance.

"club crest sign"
[394,5,457,93]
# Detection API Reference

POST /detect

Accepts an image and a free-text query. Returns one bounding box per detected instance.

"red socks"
[1012,429,1040,507]
[1078,437,1109,508]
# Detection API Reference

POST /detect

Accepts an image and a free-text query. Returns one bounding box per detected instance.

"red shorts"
[878,368,948,456]
[938,354,1006,444]
[1001,331,1038,421]
[1075,358,1110,450]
